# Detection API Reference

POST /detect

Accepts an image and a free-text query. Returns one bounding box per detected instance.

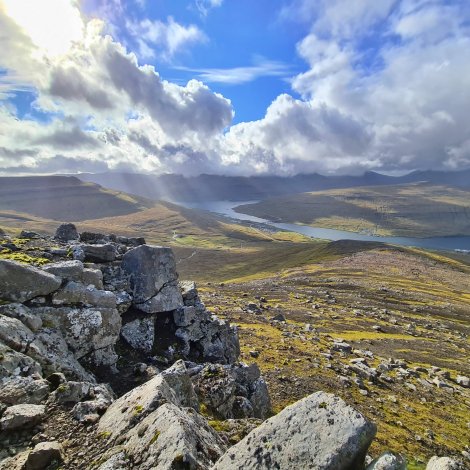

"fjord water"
[178,200,470,252]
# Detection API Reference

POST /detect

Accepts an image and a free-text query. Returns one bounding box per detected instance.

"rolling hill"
[234,183,470,238]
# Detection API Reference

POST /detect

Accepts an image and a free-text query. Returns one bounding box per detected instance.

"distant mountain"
[0,175,155,221]
[77,169,470,202]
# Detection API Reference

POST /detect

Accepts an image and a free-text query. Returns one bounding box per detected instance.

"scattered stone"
[366,451,406,470]
[455,375,469,388]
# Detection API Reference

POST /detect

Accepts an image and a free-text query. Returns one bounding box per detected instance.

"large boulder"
[212,391,376,470]
[121,245,183,313]
[24,441,64,470]
[54,223,79,242]
[0,260,61,302]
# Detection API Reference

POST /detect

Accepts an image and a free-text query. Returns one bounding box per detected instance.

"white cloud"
[195,0,223,17]
[127,16,206,61]
[1,0,470,177]
[178,58,291,85]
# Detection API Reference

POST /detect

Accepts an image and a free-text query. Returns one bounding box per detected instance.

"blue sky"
[1,0,470,176]
[83,0,307,123]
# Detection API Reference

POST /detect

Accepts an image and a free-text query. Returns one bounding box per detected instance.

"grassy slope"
[235,182,470,238]
[0,176,156,221]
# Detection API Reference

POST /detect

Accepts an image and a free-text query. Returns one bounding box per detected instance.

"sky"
[1,0,470,177]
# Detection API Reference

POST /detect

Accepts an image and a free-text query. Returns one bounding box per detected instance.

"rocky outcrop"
[212,391,376,470]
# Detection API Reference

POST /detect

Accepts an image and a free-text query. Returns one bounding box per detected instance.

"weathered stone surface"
[0,376,50,405]
[160,360,199,410]
[121,317,155,354]
[123,403,226,470]
[25,441,63,470]
[42,260,84,281]
[0,341,42,380]
[455,375,469,388]
[0,303,42,331]
[35,306,121,362]
[81,244,117,263]
[82,267,104,289]
[426,456,463,470]
[0,260,61,302]
[98,374,179,441]
[0,404,45,431]
[121,245,182,313]
[366,452,406,470]
[193,363,270,419]
[52,281,116,308]
[213,391,376,470]
[48,381,91,405]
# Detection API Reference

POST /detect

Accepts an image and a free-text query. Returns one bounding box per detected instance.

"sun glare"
[2,0,84,56]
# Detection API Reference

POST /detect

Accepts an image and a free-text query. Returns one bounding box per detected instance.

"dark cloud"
[33,125,101,150]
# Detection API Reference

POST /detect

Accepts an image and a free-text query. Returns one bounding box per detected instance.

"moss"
[208,420,231,433]
[0,251,50,266]
[149,430,160,445]
[133,404,144,415]
[56,384,69,393]
[98,431,111,439]
[318,402,327,409]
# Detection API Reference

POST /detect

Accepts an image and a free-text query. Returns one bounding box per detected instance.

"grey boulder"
[426,456,464,470]
[0,260,61,302]
[121,245,183,314]
[0,403,45,431]
[81,244,117,263]
[366,452,406,470]
[0,376,50,405]
[212,391,376,470]
[25,441,64,470]
[54,223,79,242]
[42,260,84,281]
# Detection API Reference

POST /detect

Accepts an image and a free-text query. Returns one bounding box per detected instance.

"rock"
[71,384,114,423]
[212,391,376,470]
[71,245,85,262]
[0,376,50,405]
[272,313,286,322]
[0,404,45,431]
[332,341,352,354]
[97,452,128,470]
[35,306,121,363]
[98,374,180,441]
[121,245,183,314]
[366,452,406,470]
[80,232,110,244]
[0,303,42,331]
[82,267,104,289]
[19,231,42,239]
[48,381,91,405]
[160,360,199,409]
[0,341,42,379]
[179,280,199,306]
[25,441,63,470]
[455,375,469,388]
[426,456,463,470]
[0,260,61,302]
[121,316,155,354]
[52,281,116,308]
[81,244,117,263]
[193,363,271,419]
[349,362,378,382]
[120,403,226,470]
[42,260,84,281]
[54,223,79,242]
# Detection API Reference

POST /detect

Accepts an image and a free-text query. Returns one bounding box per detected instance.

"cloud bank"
[1,0,470,176]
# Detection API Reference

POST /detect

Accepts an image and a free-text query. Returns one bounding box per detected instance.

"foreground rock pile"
[0,225,466,469]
